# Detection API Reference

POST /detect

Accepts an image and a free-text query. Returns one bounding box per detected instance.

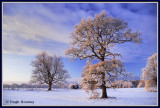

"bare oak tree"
[31,52,70,90]
[66,11,142,98]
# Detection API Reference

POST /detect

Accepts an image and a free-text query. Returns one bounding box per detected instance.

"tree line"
[3,80,141,90]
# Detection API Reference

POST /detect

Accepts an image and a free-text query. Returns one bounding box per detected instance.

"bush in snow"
[131,80,140,88]
[88,90,100,99]
[68,83,79,89]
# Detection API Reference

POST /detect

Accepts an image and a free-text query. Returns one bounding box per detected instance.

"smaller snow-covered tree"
[140,53,157,92]
[31,52,70,91]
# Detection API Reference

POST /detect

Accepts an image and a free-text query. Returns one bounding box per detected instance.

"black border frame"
[1,0,159,107]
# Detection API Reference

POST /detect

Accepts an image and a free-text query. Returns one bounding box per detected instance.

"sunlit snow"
[3,88,157,106]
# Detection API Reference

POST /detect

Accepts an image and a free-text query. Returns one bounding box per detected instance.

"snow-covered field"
[3,88,157,106]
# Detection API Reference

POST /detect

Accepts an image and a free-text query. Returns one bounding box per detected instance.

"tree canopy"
[31,52,70,90]
[66,10,142,61]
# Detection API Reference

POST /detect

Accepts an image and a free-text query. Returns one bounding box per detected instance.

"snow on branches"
[80,57,127,98]
[65,10,142,61]
[140,53,157,92]
[66,10,142,98]
[31,51,70,90]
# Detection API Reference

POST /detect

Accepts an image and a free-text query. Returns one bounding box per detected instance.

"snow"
[3,88,157,106]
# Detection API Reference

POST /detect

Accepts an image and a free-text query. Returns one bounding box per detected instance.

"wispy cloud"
[3,3,75,56]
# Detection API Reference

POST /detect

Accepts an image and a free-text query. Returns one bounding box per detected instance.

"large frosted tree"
[31,52,70,90]
[66,11,142,98]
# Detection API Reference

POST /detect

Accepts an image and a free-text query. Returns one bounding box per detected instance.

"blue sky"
[2,3,157,84]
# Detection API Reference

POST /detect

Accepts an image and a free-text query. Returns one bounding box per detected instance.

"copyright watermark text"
[5,100,34,104]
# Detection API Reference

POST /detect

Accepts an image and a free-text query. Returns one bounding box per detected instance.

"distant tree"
[122,81,133,88]
[31,52,70,90]
[66,10,142,98]
[141,53,157,91]
[112,80,123,88]
[20,83,29,88]
[11,83,19,90]
[3,84,11,90]
[117,80,123,88]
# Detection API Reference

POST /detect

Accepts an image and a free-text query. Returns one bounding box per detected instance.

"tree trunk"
[48,82,52,91]
[101,72,107,98]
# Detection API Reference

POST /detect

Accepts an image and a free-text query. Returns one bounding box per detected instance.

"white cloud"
[2,3,96,57]
[2,4,75,56]
[3,15,71,43]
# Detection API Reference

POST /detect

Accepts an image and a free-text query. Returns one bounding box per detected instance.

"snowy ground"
[3,88,157,106]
